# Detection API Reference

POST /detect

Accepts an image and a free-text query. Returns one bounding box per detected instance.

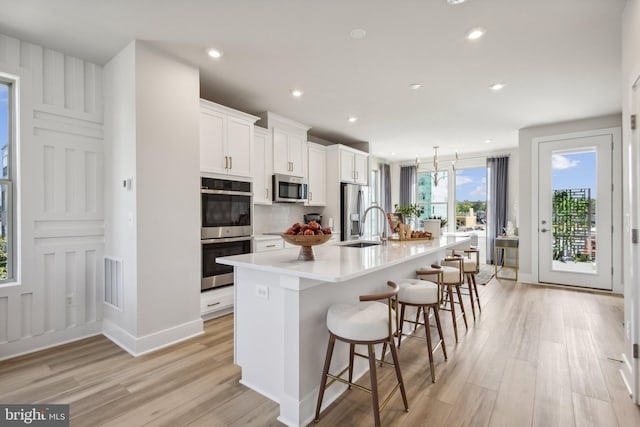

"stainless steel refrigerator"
[340,183,365,241]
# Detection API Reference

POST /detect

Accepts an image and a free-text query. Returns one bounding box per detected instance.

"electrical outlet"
[256,284,269,300]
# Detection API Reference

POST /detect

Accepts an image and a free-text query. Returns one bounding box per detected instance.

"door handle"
[229,157,232,169]
[541,228,549,233]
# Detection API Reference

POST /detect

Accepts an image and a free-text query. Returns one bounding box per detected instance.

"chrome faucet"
[362,205,389,245]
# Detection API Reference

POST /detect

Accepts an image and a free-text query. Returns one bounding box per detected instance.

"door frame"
[531,127,622,293]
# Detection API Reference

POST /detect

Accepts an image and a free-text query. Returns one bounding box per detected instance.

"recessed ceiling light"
[207,48,222,59]
[408,83,422,90]
[485,139,492,144]
[466,27,486,40]
[391,152,396,156]
[447,0,466,4]
[350,29,367,39]
[291,89,304,97]
[489,83,506,91]
[348,117,358,123]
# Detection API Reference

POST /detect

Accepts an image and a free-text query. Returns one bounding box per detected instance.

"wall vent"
[104,257,123,311]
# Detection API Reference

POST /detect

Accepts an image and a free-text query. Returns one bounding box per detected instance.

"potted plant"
[394,204,424,239]
[424,216,447,239]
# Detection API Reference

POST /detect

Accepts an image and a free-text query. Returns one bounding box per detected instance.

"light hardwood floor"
[1,277,639,427]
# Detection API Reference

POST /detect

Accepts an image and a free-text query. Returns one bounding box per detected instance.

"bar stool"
[395,277,447,382]
[314,281,409,427]
[450,248,481,321]
[416,259,468,342]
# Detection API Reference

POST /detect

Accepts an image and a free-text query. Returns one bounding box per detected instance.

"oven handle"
[201,236,254,244]
[201,189,253,196]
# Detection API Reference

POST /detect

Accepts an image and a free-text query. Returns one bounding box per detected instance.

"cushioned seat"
[418,265,460,283]
[327,301,396,341]
[397,279,438,305]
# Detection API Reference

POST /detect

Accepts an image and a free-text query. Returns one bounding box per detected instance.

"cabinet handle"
[207,302,221,307]
[266,244,276,248]
[224,156,229,169]
[229,157,232,169]
[356,171,358,180]
[265,188,269,199]
[309,191,312,201]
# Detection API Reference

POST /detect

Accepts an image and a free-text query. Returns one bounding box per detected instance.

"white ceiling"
[0,0,625,161]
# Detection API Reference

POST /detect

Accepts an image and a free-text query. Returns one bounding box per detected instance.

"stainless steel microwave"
[272,174,308,203]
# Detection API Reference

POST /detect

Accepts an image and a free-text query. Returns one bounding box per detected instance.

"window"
[417,171,448,226]
[0,79,14,282]
[455,167,487,232]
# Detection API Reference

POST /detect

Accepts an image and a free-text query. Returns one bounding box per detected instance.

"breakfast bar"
[218,236,470,427]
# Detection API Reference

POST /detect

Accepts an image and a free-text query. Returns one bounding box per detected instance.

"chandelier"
[416,145,442,186]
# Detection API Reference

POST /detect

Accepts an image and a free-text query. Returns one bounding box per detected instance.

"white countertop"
[219,236,470,282]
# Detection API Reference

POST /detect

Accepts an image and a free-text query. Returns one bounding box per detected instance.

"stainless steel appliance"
[304,213,322,225]
[201,177,253,291]
[272,174,308,203]
[340,183,365,241]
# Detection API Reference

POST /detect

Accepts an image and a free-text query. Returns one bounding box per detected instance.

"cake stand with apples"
[281,221,332,261]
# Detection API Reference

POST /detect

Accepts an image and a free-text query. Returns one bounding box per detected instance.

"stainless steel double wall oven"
[201,177,253,291]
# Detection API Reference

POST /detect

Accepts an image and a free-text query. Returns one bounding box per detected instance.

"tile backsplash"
[253,204,326,234]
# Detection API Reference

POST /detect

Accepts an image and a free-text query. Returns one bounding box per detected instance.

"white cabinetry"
[200,99,259,178]
[328,145,369,185]
[253,127,273,204]
[257,112,310,177]
[201,286,234,320]
[254,236,284,252]
[306,142,326,206]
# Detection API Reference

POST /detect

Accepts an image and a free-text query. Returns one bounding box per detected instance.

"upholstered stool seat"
[327,301,396,341]
[416,260,468,342]
[392,278,447,382]
[315,282,408,427]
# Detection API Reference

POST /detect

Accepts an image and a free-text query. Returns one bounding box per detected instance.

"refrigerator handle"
[357,189,364,237]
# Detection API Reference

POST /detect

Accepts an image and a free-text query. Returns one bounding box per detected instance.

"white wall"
[0,34,104,359]
[517,114,622,284]
[103,41,202,355]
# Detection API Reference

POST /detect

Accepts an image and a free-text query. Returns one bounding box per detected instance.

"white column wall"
[0,33,105,359]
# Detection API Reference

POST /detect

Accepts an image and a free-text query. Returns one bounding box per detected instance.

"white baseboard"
[102,318,204,357]
[518,273,534,283]
[0,322,103,361]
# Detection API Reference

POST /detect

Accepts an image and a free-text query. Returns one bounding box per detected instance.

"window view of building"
[455,167,487,232]
[0,81,12,281]
[417,171,448,227]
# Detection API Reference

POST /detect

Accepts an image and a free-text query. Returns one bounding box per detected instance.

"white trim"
[531,127,622,292]
[102,318,204,357]
[0,322,102,361]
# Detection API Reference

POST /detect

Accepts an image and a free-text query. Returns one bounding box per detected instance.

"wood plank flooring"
[1,277,639,426]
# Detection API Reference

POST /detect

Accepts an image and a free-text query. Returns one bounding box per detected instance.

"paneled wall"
[0,33,104,359]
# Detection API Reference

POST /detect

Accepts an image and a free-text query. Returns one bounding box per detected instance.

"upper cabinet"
[329,145,369,185]
[253,126,273,204]
[257,112,310,177]
[306,142,326,206]
[200,99,259,178]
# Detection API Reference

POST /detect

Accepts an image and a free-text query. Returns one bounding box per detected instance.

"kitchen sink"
[341,241,382,248]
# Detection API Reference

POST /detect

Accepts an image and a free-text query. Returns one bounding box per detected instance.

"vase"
[423,219,441,239]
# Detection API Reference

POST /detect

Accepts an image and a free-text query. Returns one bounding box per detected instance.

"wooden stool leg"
[472,274,481,312]
[447,284,459,342]
[379,342,387,367]
[455,284,468,329]
[423,305,436,383]
[413,306,421,332]
[367,344,381,427]
[314,335,336,422]
[433,305,447,360]
[388,338,409,411]
[398,303,406,349]
[466,273,476,322]
[348,343,355,387]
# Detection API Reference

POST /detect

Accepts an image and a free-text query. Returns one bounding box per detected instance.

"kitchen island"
[218,236,470,427]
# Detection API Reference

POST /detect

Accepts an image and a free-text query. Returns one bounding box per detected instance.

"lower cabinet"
[201,286,234,320]
[254,237,284,252]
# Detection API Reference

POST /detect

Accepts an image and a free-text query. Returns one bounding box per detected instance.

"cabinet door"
[200,109,227,174]
[226,117,253,178]
[253,130,272,204]
[354,153,369,185]
[288,133,305,176]
[272,128,290,175]
[307,145,326,206]
[340,149,355,183]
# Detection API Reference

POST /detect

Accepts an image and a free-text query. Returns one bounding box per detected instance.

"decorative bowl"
[281,233,332,261]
